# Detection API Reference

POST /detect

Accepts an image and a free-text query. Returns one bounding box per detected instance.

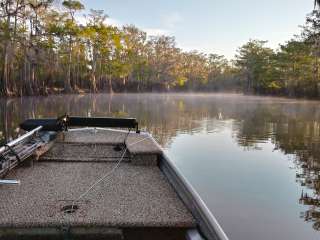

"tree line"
[1,0,320,98]
[0,0,239,97]
[232,1,320,98]
[234,11,320,98]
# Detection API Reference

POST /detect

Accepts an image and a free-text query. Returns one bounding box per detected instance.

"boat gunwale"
[155,141,229,240]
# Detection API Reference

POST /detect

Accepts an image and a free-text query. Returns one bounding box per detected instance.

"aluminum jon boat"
[0,116,228,240]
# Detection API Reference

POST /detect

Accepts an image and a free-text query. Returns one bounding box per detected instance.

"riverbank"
[2,90,320,103]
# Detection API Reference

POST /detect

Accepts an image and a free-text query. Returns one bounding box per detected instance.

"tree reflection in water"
[1,93,320,230]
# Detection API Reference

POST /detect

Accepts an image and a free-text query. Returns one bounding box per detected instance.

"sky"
[80,0,314,59]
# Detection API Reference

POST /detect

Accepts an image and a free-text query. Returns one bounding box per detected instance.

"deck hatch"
[61,204,79,214]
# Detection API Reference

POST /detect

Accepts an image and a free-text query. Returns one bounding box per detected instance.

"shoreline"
[1,91,320,103]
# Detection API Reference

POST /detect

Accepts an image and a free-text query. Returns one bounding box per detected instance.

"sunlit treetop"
[62,0,84,11]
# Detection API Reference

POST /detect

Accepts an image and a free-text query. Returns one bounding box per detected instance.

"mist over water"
[1,93,320,240]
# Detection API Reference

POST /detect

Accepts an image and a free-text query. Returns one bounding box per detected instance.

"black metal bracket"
[4,144,21,163]
[20,115,140,133]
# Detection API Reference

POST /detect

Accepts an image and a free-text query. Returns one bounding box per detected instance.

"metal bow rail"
[0,126,43,184]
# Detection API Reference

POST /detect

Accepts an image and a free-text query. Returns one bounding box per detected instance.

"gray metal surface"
[0,179,20,185]
[186,229,205,240]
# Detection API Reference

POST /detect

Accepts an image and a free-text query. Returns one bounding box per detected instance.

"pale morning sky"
[80,0,314,59]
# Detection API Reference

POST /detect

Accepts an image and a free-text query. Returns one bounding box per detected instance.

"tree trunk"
[1,13,11,96]
[91,61,97,92]
[108,75,113,94]
[122,76,127,92]
[65,38,73,92]
[1,48,9,96]
[91,73,97,92]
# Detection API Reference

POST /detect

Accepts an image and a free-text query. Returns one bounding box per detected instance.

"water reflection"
[1,93,320,237]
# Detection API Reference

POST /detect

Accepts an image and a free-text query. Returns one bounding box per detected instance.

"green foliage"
[0,0,319,97]
[234,12,320,98]
[235,40,275,93]
[62,1,84,11]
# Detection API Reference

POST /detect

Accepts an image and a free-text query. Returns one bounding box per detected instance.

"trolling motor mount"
[20,115,139,133]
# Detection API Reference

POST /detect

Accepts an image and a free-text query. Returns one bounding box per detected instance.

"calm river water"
[1,93,320,240]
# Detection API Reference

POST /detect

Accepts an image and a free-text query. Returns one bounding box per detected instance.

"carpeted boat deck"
[0,129,195,239]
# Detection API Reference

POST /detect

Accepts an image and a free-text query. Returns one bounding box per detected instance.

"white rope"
[70,135,151,209]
